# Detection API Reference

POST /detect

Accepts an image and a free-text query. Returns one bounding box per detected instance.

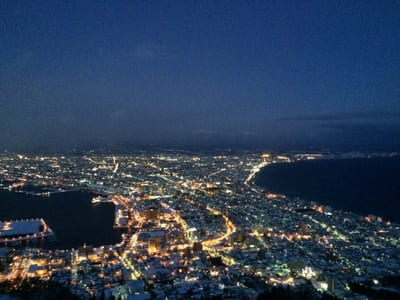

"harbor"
[0,218,55,245]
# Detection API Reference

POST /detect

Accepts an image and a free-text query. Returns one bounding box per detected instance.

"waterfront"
[0,152,399,299]
[0,190,121,249]
[256,156,400,223]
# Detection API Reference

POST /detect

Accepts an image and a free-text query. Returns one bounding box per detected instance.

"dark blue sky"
[1,1,399,151]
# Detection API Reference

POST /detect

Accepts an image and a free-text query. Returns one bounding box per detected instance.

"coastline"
[254,156,400,224]
[0,189,121,249]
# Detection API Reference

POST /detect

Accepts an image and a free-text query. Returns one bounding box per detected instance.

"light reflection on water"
[0,190,121,250]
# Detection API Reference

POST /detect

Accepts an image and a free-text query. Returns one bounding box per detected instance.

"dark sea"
[0,190,121,249]
[255,156,400,223]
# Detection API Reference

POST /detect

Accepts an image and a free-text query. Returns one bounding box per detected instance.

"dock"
[0,218,55,245]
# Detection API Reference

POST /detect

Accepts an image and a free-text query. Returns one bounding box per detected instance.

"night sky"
[1,1,399,152]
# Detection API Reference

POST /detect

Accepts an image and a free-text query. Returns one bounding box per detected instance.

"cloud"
[276,111,400,122]
[317,121,400,133]
[242,130,258,136]
[109,110,129,121]
[0,51,35,74]
[311,121,400,150]
[193,129,220,136]
[192,129,260,139]
[132,44,158,59]
[130,43,173,60]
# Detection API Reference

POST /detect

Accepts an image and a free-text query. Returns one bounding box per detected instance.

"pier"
[0,218,55,245]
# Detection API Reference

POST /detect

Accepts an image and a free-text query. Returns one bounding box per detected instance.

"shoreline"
[0,189,121,250]
[254,156,400,224]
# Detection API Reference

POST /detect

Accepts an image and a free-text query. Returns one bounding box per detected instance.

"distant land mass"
[256,156,400,223]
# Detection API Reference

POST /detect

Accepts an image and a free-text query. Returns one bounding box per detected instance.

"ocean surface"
[255,156,400,223]
[0,190,121,249]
